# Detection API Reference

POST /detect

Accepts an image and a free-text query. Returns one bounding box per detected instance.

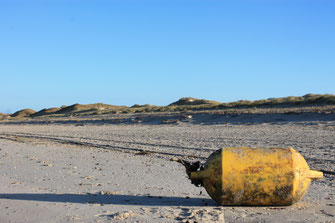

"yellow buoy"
[174,147,323,206]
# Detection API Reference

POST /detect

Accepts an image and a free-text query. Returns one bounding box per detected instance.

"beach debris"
[82,175,95,180]
[173,147,323,206]
[180,114,193,121]
[41,164,53,167]
[161,119,180,124]
[110,211,135,220]
[99,190,120,195]
[135,150,152,156]
[11,181,21,185]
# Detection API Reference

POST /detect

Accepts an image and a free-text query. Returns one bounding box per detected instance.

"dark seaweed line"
[306,157,335,164]
[1,133,333,175]
[4,132,216,153]
[0,133,206,160]
[320,170,335,176]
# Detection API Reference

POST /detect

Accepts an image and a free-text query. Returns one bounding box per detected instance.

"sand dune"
[4,94,335,119]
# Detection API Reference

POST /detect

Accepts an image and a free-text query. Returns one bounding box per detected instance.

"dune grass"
[10,109,36,118]
[6,94,335,119]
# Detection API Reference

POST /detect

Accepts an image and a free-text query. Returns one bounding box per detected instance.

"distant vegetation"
[10,109,36,118]
[3,94,335,119]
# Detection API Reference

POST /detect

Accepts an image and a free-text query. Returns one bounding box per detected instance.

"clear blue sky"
[1,0,334,113]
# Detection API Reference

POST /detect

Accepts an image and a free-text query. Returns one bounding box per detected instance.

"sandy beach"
[0,112,334,222]
[2,0,334,221]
